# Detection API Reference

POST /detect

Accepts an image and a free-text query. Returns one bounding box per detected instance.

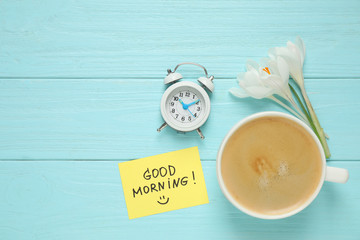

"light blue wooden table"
[1,0,360,239]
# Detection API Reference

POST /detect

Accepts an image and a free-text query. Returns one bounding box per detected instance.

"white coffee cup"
[216,111,349,219]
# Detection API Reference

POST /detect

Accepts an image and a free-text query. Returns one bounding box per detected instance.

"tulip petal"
[276,57,290,82]
[261,57,280,76]
[272,45,302,81]
[229,87,249,98]
[262,75,283,90]
[295,36,306,66]
[237,72,246,82]
[287,41,302,64]
[246,60,260,72]
[268,47,277,59]
[242,70,261,87]
[243,86,274,99]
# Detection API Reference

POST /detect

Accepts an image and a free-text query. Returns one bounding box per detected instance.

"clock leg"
[196,128,205,140]
[157,122,168,132]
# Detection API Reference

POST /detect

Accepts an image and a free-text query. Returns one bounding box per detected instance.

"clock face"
[160,81,211,132]
[168,90,202,123]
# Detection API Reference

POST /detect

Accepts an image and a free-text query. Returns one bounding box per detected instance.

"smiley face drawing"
[157,195,169,205]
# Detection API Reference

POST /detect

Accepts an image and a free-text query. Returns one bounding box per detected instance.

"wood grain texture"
[0,0,360,78]
[0,78,359,160]
[0,161,358,240]
[1,0,359,239]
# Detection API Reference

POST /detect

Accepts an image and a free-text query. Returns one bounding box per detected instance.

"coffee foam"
[278,161,289,176]
[257,160,290,191]
[258,171,270,190]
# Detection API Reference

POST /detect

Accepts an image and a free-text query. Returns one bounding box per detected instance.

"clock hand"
[187,108,195,118]
[179,98,188,109]
[187,99,199,107]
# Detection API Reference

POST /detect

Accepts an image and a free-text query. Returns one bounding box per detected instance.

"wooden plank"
[0,0,359,78]
[0,160,358,240]
[0,78,359,160]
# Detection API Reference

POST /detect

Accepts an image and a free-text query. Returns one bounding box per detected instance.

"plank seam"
[0,77,359,80]
[0,159,357,162]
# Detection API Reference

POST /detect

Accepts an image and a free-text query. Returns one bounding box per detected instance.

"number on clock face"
[168,90,202,123]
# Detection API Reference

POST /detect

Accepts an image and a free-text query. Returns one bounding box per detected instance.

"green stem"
[289,84,321,139]
[283,91,308,123]
[300,85,331,158]
[292,78,330,140]
[289,84,311,123]
[267,95,308,124]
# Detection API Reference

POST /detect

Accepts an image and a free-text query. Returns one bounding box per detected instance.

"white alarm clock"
[157,62,214,139]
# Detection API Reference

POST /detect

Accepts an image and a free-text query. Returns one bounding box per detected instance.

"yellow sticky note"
[118,147,209,219]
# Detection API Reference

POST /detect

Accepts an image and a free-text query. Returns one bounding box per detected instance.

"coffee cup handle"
[325,166,349,184]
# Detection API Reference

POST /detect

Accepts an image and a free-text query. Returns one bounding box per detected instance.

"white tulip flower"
[269,36,306,88]
[230,57,309,124]
[268,36,330,157]
[230,37,331,158]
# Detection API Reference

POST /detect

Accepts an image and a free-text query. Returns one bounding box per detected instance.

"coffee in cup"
[217,112,349,219]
